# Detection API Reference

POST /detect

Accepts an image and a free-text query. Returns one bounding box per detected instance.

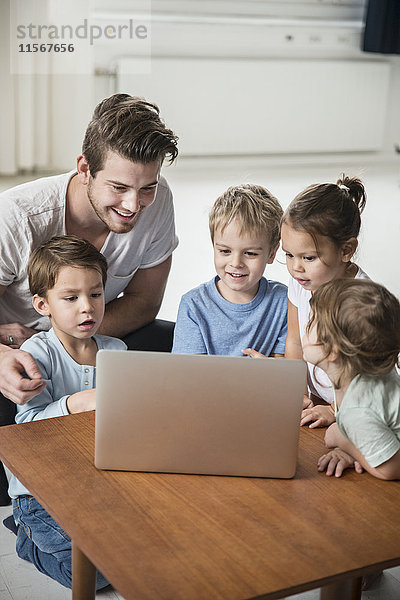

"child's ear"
[340,238,358,263]
[327,346,340,363]
[267,244,279,264]
[32,295,51,317]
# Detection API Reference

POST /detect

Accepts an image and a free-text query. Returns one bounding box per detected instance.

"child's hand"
[241,348,266,358]
[66,389,96,414]
[300,404,335,428]
[318,448,364,477]
[303,395,314,409]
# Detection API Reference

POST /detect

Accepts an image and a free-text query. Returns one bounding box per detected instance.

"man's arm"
[0,285,37,349]
[97,255,172,338]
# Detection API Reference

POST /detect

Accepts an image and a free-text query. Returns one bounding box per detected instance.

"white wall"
[78,0,400,169]
[2,0,399,172]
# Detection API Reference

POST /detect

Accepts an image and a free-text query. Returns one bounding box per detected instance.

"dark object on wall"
[363,0,400,54]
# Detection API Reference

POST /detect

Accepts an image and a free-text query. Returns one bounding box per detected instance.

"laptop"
[95,350,306,478]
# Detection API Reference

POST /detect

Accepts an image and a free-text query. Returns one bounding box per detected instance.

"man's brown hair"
[82,93,179,177]
[28,235,108,297]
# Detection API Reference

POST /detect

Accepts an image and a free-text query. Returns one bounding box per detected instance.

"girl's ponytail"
[283,173,367,248]
[336,174,367,215]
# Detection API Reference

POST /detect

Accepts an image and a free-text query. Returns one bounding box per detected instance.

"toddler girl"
[281,175,369,427]
[303,278,400,480]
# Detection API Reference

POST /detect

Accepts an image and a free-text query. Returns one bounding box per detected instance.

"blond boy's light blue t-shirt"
[172,276,287,356]
[336,369,400,468]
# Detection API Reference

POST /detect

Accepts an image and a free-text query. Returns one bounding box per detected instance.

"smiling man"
[0,94,178,503]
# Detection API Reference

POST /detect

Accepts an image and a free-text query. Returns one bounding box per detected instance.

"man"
[0,93,179,504]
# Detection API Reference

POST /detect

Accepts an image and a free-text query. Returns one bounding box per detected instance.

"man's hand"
[0,323,37,349]
[318,447,364,477]
[0,348,45,405]
[300,404,336,428]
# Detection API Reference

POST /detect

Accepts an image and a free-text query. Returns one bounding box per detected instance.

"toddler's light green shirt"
[336,369,400,468]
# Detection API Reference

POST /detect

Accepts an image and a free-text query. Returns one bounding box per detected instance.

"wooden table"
[0,412,399,600]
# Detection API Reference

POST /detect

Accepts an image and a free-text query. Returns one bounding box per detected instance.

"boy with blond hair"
[7,235,126,590]
[172,184,287,356]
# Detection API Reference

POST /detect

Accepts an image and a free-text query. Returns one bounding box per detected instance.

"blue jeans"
[12,496,109,590]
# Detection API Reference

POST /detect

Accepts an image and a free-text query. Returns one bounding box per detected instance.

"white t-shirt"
[0,171,178,330]
[288,266,369,404]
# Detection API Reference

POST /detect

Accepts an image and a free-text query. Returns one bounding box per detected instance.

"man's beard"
[86,177,142,234]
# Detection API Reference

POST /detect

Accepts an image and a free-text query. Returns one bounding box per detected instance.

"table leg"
[72,541,96,600]
[320,577,362,600]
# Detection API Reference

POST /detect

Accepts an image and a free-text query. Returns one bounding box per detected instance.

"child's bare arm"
[285,300,310,408]
[324,422,342,447]
[325,423,400,481]
[66,389,96,414]
[372,450,400,480]
[285,300,303,359]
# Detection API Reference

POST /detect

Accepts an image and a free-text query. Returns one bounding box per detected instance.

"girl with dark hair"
[281,174,369,428]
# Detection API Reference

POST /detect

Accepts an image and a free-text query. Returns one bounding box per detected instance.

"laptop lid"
[95,350,306,478]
